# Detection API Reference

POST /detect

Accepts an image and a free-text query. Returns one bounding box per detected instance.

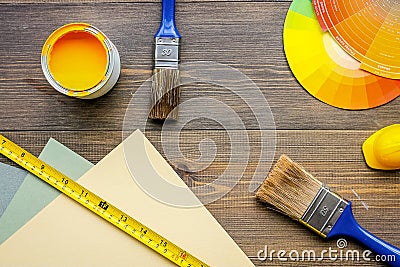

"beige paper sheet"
[0,130,254,267]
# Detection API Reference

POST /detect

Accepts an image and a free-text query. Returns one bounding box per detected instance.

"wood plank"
[0,2,398,131]
[0,0,292,3]
[0,130,398,267]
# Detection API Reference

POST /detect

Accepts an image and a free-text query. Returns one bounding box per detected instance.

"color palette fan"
[313,0,400,80]
[284,0,400,110]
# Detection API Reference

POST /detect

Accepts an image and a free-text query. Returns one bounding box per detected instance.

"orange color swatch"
[313,0,400,79]
[285,0,400,109]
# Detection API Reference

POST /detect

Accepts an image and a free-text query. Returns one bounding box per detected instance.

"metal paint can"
[41,23,120,99]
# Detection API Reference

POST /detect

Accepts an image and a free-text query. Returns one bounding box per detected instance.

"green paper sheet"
[0,138,93,244]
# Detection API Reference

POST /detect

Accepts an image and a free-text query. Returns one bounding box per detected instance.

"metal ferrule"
[154,37,180,69]
[300,185,348,237]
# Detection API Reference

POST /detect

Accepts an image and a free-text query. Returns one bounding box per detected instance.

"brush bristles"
[149,68,180,120]
[256,155,322,220]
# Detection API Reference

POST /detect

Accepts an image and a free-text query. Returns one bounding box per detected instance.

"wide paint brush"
[149,0,181,120]
[256,155,400,266]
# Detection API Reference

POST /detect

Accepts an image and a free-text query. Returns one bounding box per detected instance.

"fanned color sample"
[284,0,400,109]
[313,0,400,79]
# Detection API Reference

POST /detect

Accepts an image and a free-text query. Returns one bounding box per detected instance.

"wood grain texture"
[0,2,398,131]
[0,130,398,266]
[0,0,399,266]
[0,0,292,3]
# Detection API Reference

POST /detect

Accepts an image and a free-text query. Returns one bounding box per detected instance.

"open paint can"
[41,23,120,99]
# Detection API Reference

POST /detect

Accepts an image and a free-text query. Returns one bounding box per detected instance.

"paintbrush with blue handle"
[149,0,181,120]
[256,155,400,266]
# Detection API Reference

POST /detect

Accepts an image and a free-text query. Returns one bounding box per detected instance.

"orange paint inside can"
[42,23,120,99]
[48,30,108,90]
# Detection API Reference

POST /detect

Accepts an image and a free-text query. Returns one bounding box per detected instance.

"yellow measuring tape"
[0,134,209,267]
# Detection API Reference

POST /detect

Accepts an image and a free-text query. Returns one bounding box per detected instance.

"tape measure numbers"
[0,135,209,267]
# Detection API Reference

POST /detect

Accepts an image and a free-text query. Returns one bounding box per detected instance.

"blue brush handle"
[328,202,400,266]
[155,0,181,38]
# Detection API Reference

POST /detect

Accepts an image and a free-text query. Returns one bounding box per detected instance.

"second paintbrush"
[149,0,181,120]
[256,155,400,266]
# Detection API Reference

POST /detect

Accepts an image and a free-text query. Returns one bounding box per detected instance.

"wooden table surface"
[0,0,399,266]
